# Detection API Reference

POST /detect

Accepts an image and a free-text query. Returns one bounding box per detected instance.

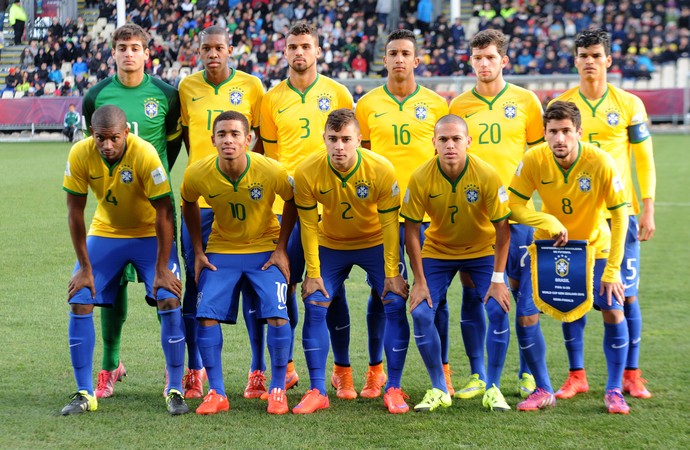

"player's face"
[545,118,583,166]
[200,34,232,74]
[112,38,149,75]
[383,39,419,82]
[92,124,129,164]
[574,44,612,82]
[324,122,361,171]
[470,45,508,84]
[433,121,471,165]
[212,119,251,161]
[285,33,320,74]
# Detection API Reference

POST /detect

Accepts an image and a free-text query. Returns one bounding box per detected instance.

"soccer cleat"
[196,389,230,415]
[623,369,652,399]
[183,368,207,399]
[331,365,357,400]
[518,372,536,399]
[244,370,267,399]
[413,388,452,412]
[61,390,97,415]
[482,384,511,411]
[360,363,387,398]
[292,389,329,414]
[383,387,410,414]
[517,388,556,411]
[453,373,486,399]
[267,388,289,415]
[605,389,630,415]
[555,369,589,399]
[285,361,299,390]
[95,361,127,398]
[443,363,455,396]
[166,389,190,415]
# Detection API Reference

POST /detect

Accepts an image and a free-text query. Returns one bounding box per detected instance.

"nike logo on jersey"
[209,193,222,198]
[611,342,628,349]
[335,324,350,331]
[519,343,535,350]
[278,107,289,114]
[374,112,388,118]
[90,175,104,180]
[465,112,478,118]
[493,328,509,335]
[541,180,555,184]
[429,193,442,198]
[319,188,333,194]
[168,337,185,344]
[192,96,205,102]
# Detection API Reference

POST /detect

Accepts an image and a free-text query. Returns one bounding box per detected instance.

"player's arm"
[404,220,430,312]
[166,135,183,171]
[251,127,264,154]
[150,195,182,299]
[601,203,628,306]
[486,218,511,312]
[380,208,408,300]
[181,126,190,155]
[259,95,279,159]
[262,199,296,283]
[66,192,95,299]
[631,137,656,241]
[508,188,567,244]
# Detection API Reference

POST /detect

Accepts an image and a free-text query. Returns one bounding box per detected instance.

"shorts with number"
[507,223,540,316]
[593,258,625,311]
[422,256,493,311]
[622,215,640,297]
[306,245,405,304]
[69,236,181,305]
[278,214,305,285]
[196,252,288,323]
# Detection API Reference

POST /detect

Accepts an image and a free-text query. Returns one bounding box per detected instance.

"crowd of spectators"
[3,0,690,98]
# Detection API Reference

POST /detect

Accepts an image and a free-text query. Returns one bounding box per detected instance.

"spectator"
[8,0,27,45]
[416,0,432,34]
[48,63,63,84]
[20,47,33,69]
[72,56,89,78]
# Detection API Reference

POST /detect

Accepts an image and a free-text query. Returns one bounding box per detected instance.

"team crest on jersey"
[144,98,160,119]
[248,183,264,201]
[413,103,429,121]
[577,171,592,193]
[503,101,518,119]
[229,89,243,106]
[555,255,570,277]
[355,179,371,199]
[317,93,333,112]
[119,164,134,184]
[606,108,620,126]
[464,184,480,204]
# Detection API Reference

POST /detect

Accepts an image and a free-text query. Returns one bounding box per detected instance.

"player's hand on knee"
[262,248,290,283]
[194,253,217,284]
[485,281,511,312]
[68,267,96,299]
[600,280,625,307]
[154,267,182,299]
[302,276,329,300]
[383,275,409,300]
[409,281,431,312]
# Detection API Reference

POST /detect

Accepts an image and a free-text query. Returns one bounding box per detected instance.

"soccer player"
[63,104,80,143]
[509,101,631,414]
[178,25,265,399]
[292,109,410,414]
[260,22,354,400]
[61,105,187,416]
[551,29,656,400]
[82,24,183,399]
[181,110,296,415]
[401,114,511,412]
[449,29,545,403]
[354,29,452,398]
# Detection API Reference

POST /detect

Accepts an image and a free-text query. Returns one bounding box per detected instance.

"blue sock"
[303,302,329,395]
[624,300,642,369]
[242,293,266,372]
[512,289,531,377]
[287,287,299,362]
[69,312,95,394]
[182,313,203,370]
[517,321,553,393]
[267,322,291,391]
[562,315,586,370]
[412,304,446,391]
[603,321,628,391]
[159,307,185,394]
[383,298,409,389]
[461,287,486,380]
[485,298,509,388]
[366,289,386,365]
[435,299,450,365]
[326,287,350,366]
[197,323,225,396]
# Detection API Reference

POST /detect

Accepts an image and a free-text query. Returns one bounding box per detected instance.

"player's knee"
[517,314,539,328]
[411,304,434,329]
[267,317,288,327]
[383,297,406,319]
[70,303,94,315]
[625,295,637,304]
[602,309,625,324]
[485,298,507,323]
[157,297,181,311]
[199,318,219,327]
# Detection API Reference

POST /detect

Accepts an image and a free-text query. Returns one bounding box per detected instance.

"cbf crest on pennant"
[144,98,159,118]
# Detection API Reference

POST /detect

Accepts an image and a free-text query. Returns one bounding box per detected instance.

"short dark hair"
[543,101,582,130]
[287,21,319,44]
[325,109,359,133]
[199,25,230,45]
[574,29,611,56]
[91,105,127,130]
[469,29,508,57]
[434,114,469,135]
[213,110,249,135]
[386,29,418,55]
[112,24,150,48]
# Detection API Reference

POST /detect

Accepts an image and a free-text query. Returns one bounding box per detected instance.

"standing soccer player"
[509,101,631,414]
[178,25,265,399]
[181,111,296,415]
[82,24,183,399]
[551,29,656,400]
[449,29,545,405]
[355,29,452,398]
[260,22,354,399]
[401,115,511,412]
[61,105,187,416]
[292,109,410,414]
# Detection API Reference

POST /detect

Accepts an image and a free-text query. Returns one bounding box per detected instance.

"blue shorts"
[593,258,625,311]
[622,215,640,297]
[278,215,305,285]
[196,252,289,324]
[306,245,404,304]
[507,224,540,316]
[70,236,181,306]
[181,207,215,282]
[422,256,493,309]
